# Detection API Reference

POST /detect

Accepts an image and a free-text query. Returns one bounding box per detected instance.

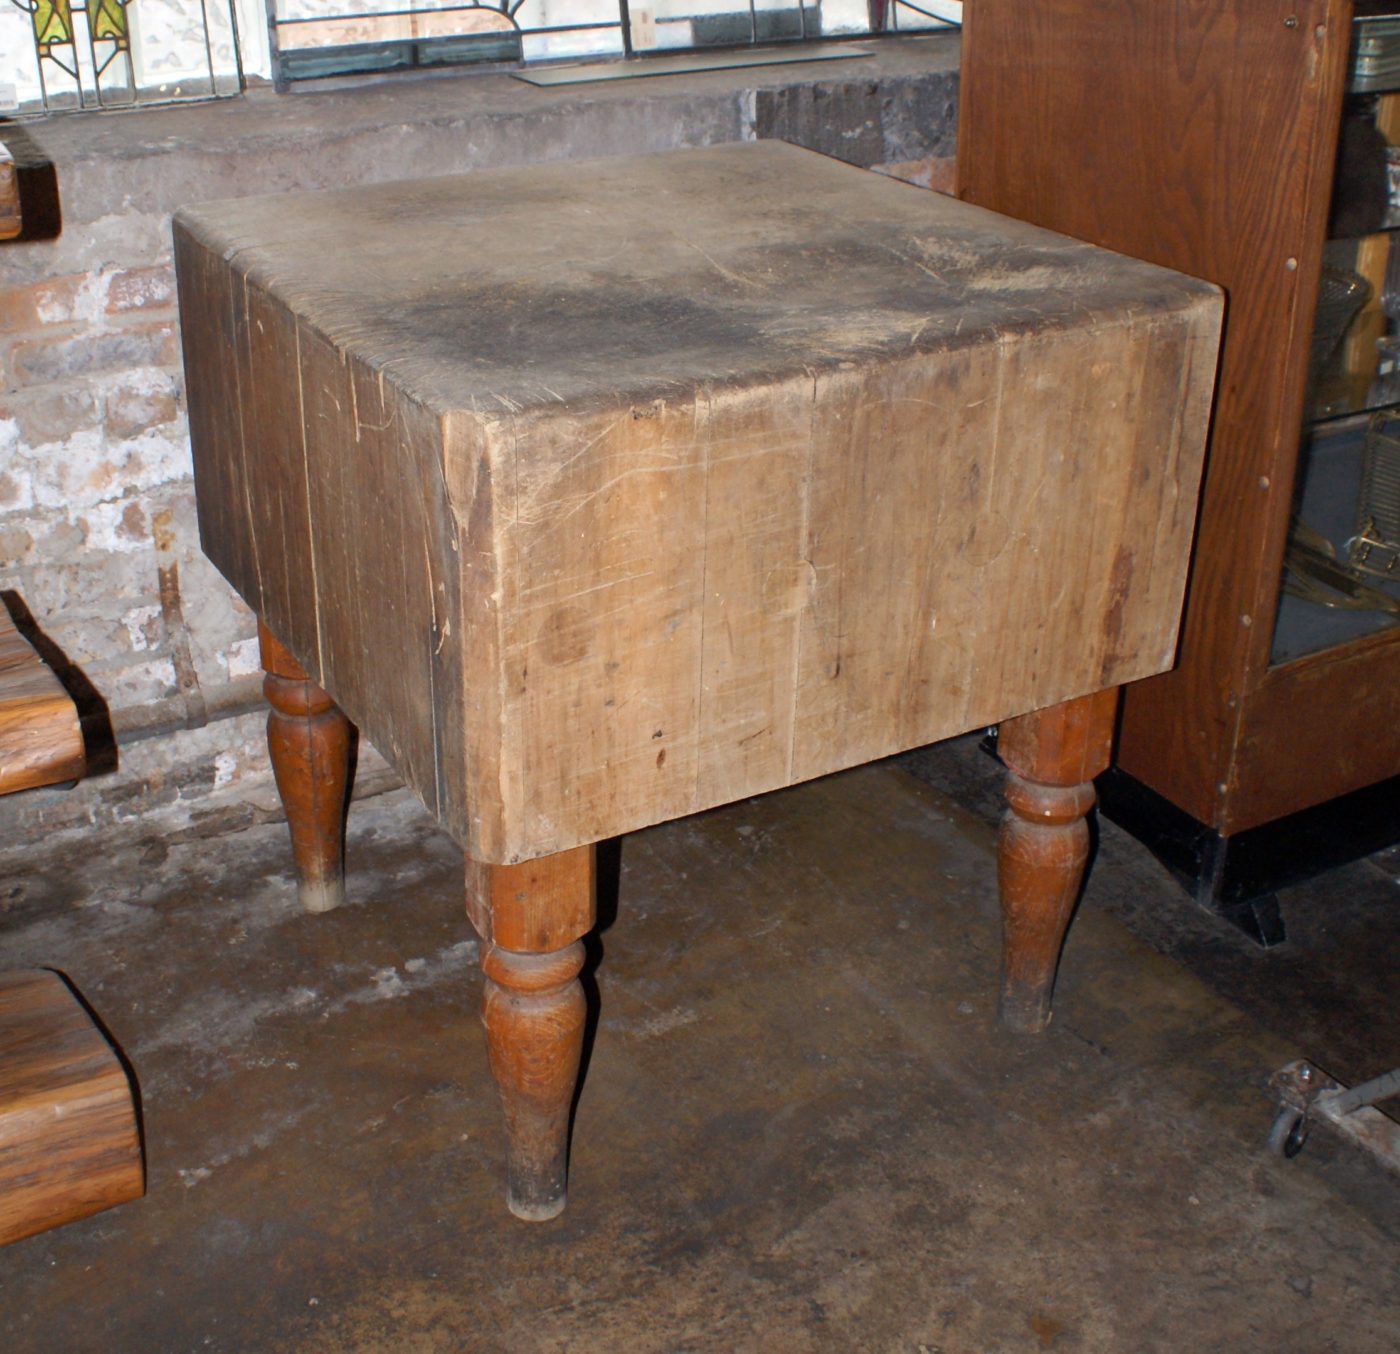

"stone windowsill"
[0,34,958,282]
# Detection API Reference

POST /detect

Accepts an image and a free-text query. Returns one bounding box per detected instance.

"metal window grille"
[0,0,952,113]
[265,0,953,87]
[3,0,243,113]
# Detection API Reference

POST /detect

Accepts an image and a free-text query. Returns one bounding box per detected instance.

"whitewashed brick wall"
[0,39,958,855]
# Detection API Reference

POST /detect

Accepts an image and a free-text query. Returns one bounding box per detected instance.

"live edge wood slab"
[0,970,143,1246]
[175,141,1221,1219]
[0,603,84,796]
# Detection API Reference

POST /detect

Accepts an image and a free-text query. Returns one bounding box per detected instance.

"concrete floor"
[2,740,1398,1352]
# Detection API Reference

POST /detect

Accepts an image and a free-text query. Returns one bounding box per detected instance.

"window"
[2,1,247,113]
[266,0,955,85]
[0,0,956,114]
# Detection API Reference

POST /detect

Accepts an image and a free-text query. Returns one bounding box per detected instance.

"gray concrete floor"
[2,740,1398,1352]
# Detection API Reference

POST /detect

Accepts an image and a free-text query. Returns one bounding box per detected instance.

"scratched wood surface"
[0,605,84,796]
[175,141,1221,863]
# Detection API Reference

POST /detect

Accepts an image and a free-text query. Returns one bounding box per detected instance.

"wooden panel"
[0,970,143,1247]
[0,606,84,796]
[1228,628,1400,831]
[794,346,1002,771]
[958,0,1352,829]
[486,309,1216,860]
[444,407,508,856]
[228,282,319,660]
[175,228,262,620]
[790,314,1216,786]
[499,399,709,855]
[176,141,1221,862]
[692,382,811,806]
[179,237,474,837]
[285,323,470,830]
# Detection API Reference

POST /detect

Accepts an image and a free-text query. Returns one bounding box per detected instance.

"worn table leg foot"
[996,688,1117,1033]
[259,622,353,914]
[467,845,596,1221]
[482,940,587,1220]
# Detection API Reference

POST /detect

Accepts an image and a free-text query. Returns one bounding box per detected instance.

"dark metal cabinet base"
[1097,767,1400,947]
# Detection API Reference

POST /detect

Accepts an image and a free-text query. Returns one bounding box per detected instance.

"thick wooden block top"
[177,140,1207,418]
[0,605,84,796]
[175,141,1222,862]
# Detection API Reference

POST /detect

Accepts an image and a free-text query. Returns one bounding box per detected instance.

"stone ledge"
[0,34,961,831]
[0,36,958,283]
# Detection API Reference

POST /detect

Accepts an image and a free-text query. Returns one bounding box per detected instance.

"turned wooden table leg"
[258,621,353,914]
[997,687,1118,1033]
[466,845,596,1221]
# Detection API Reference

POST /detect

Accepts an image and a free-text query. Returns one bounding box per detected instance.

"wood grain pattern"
[0,970,143,1247]
[481,939,587,1221]
[957,0,1351,833]
[0,604,84,796]
[176,141,1220,863]
[259,623,353,914]
[473,845,594,1220]
[1232,628,1400,827]
[465,843,596,953]
[997,689,1118,1033]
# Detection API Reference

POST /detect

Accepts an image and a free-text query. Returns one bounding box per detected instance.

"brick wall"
[1,261,258,712]
[0,39,959,860]
[0,250,287,860]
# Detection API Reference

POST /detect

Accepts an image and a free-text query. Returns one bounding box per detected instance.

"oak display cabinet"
[958,0,1400,942]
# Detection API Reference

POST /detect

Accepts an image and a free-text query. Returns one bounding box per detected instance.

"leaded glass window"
[2,0,243,112]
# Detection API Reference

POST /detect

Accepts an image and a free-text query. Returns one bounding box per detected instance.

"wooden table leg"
[467,845,596,1221]
[997,687,1118,1033]
[258,622,353,914]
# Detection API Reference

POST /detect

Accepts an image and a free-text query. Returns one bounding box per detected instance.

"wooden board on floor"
[0,970,143,1247]
[0,605,84,796]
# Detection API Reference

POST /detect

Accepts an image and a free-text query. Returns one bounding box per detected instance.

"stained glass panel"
[2,0,243,112]
[88,0,129,45]
[33,1,74,55]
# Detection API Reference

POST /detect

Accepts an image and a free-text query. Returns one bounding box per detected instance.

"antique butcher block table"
[174,141,1221,1220]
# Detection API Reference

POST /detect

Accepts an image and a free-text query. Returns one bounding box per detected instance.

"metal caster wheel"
[1268,1106,1310,1159]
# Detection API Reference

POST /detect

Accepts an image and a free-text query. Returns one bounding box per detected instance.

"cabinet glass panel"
[1271,413,1400,664]
[1271,85,1400,664]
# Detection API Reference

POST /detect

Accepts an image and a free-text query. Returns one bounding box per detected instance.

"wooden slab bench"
[0,603,142,1246]
[0,602,84,795]
[0,971,143,1246]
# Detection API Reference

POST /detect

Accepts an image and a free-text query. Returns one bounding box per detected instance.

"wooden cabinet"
[957,0,1400,941]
